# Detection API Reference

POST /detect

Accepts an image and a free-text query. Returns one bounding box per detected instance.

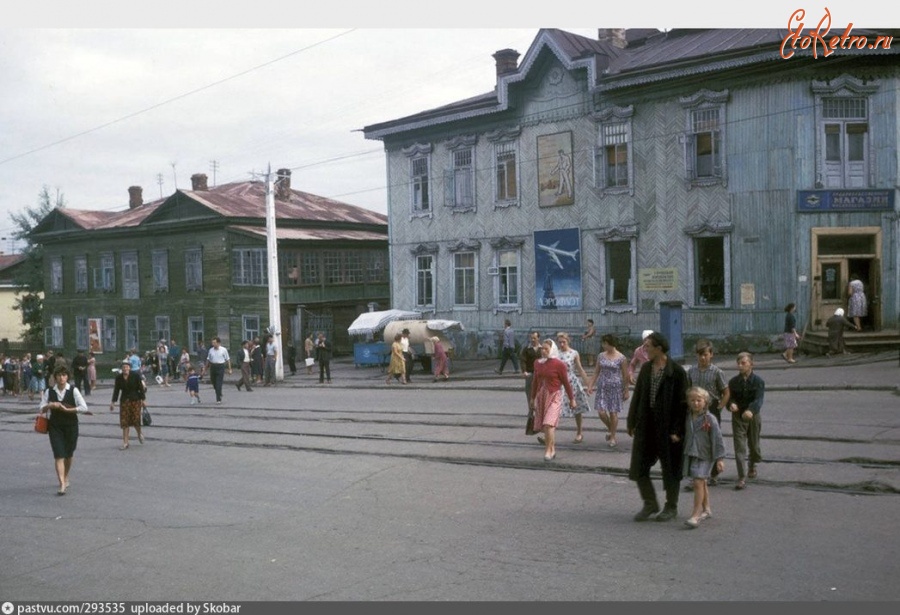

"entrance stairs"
[801,328,900,356]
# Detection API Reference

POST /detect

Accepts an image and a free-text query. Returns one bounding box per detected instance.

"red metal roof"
[228,225,387,242]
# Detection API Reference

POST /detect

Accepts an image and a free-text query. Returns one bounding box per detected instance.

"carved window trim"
[680,89,729,189]
[592,105,634,197]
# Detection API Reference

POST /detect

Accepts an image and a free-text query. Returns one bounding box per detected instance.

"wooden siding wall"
[383,59,900,353]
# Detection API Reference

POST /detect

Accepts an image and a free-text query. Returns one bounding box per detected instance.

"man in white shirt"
[205,337,232,404]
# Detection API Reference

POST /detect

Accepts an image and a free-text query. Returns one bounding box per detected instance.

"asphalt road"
[1,356,898,601]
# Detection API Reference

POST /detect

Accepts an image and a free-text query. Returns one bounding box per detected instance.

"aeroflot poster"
[534,227,582,310]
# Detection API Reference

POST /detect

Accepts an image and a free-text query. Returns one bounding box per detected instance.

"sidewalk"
[305,349,900,392]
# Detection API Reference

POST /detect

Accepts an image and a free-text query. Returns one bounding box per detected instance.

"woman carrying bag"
[40,365,92,495]
[110,360,147,450]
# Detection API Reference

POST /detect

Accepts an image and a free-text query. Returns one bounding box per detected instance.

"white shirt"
[206,346,230,365]
[39,382,89,413]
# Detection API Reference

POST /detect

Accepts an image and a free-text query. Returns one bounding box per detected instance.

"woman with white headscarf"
[530,339,576,461]
[825,308,855,356]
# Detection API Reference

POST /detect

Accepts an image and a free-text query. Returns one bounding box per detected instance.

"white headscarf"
[538,340,560,362]
[834,308,845,317]
[642,329,654,340]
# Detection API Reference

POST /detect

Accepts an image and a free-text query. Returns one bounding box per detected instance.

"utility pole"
[209,160,219,186]
[264,164,284,381]
[157,173,165,198]
[170,162,178,190]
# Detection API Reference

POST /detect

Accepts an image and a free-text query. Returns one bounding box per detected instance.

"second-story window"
[185,247,203,291]
[494,141,518,203]
[411,156,430,212]
[74,256,88,293]
[50,257,63,293]
[232,248,267,286]
[447,146,475,210]
[152,249,169,292]
[680,90,728,187]
[121,251,139,299]
[95,252,115,292]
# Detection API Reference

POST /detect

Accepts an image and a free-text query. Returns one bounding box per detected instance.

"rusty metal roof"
[229,225,387,242]
[181,181,387,226]
[56,200,164,230]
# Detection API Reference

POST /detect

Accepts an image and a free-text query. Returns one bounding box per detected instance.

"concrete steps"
[801,328,900,355]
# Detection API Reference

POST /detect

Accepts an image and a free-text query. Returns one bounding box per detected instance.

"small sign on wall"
[638,268,678,291]
[740,283,756,306]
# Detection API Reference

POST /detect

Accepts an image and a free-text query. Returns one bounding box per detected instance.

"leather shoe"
[655,506,678,522]
[633,502,661,522]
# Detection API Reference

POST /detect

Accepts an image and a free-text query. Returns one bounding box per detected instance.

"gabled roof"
[0,253,26,272]
[31,180,386,238]
[229,225,388,242]
[145,181,387,227]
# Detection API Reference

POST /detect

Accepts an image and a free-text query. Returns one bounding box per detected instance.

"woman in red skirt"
[530,339,576,461]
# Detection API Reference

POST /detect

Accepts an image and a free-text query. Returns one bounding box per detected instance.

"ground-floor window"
[416,255,434,308]
[692,235,729,307]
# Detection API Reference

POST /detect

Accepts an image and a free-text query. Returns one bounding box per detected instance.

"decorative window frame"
[684,221,733,309]
[125,315,139,352]
[74,255,88,293]
[103,315,117,353]
[121,251,140,300]
[488,236,525,314]
[594,225,639,314]
[591,105,635,196]
[486,127,522,209]
[448,240,481,309]
[402,143,433,219]
[811,74,878,189]
[152,249,169,293]
[49,257,63,294]
[444,135,478,213]
[185,247,203,292]
[95,252,115,293]
[679,89,729,189]
[411,243,439,313]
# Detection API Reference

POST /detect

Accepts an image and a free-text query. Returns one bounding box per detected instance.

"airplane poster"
[534,227,582,310]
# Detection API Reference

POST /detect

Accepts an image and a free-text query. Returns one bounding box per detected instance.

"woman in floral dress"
[587,334,630,447]
[555,332,592,443]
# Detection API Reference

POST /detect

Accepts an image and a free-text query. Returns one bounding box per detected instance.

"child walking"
[682,387,726,529]
[684,339,730,488]
[185,366,201,405]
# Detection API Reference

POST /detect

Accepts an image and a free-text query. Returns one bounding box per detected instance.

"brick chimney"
[128,186,143,209]
[597,28,628,49]
[191,173,209,191]
[492,49,520,81]
[275,168,292,201]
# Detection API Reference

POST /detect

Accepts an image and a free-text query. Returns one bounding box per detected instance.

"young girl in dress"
[682,387,726,528]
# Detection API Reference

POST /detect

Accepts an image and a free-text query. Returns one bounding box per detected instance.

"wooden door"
[815,259,847,328]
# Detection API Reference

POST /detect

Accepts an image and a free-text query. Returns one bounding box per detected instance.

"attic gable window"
[680,89,729,188]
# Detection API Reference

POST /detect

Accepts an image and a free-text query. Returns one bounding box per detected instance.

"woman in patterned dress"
[555,332,592,444]
[587,334,630,448]
[109,360,146,449]
[531,339,576,461]
[847,277,867,331]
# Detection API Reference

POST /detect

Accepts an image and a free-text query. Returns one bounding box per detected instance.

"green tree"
[10,186,64,343]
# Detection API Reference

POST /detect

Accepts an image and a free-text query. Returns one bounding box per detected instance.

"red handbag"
[34,413,49,434]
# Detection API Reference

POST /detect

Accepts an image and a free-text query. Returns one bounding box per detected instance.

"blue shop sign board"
[797,190,894,212]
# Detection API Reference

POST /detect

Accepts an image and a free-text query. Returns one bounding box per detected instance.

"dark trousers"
[209,363,225,401]
[498,347,519,373]
[318,360,331,383]
[403,352,414,380]
[74,371,90,396]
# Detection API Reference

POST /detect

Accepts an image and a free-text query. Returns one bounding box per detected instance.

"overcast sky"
[0,1,886,253]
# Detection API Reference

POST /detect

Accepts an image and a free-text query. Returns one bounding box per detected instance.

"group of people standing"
[524,326,766,529]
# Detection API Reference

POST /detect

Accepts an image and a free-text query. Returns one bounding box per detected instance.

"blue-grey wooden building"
[363,28,900,356]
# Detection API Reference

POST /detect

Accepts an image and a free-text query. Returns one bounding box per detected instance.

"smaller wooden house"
[30,169,388,371]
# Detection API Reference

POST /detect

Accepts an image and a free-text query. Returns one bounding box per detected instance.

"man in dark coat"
[626,331,689,522]
[315,332,332,384]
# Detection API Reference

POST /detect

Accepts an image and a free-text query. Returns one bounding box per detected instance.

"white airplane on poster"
[538,241,579,269]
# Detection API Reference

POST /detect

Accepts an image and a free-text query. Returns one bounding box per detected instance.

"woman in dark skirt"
[109,360,146,450]
[40,365,92,495]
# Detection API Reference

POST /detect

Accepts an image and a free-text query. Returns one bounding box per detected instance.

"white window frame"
[487,126,521,209]
[812,75,878,189]
[95,252,115,292]
[76,316,89,351]
[185,247,203,291]
[451,250,477,308]
[48,314,63,347]
[445,135,477,212]
[154,316,171,345]
[685,223,733,309]
[50,257,63,294]
[415,254,435,310]
[232,247,268,286]
[188,316,204,353]
[121,251,139,300]
[680,90,729,188]
[103,316,117,353]
[74,256,88,293]
[152,249,169,292]
[125,316,139,352]
[242,315,261,342]
[592,106,634,195]
[497,248,520,309]
[402,143,433,217]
